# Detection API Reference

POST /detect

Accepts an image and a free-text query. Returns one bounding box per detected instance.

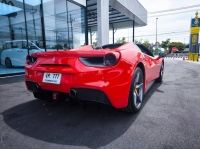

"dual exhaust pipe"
[52,89,78,100]
[69,89,78,98]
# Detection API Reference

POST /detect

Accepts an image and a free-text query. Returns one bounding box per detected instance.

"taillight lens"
[79,53,119,67]
[26,55,37,65]
[104,53,117,66]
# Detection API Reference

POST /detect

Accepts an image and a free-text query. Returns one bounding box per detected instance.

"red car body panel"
[25,43,163,109]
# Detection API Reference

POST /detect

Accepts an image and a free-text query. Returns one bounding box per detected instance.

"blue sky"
[115,0,200,44]
[137,0,200,43]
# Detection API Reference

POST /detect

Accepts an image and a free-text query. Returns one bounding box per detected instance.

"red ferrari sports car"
[25,42,164,112]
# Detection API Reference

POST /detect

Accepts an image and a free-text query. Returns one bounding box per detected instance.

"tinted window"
[102,43,124,49]
[136,44,154,57]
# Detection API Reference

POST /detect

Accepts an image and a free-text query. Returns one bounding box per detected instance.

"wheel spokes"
[135,83,143,89]
[135,73,140,83]
[135,90,141,103]
[134,82,143,105]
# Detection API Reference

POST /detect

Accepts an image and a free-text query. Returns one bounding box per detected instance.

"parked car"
[1,40,44,68]
[25,42,164,113]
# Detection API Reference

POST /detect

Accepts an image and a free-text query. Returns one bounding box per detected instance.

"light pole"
[156,18,158,49]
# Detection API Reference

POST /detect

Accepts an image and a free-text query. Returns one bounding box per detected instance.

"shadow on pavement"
[2,82,162,148]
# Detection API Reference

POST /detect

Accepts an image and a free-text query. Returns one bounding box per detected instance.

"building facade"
[0,0,86,51]
[0,0,147,75]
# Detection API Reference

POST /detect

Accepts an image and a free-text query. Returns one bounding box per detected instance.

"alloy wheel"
[133,72,144,109]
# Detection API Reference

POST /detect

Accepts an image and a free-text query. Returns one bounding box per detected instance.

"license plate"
[42,73,62,84]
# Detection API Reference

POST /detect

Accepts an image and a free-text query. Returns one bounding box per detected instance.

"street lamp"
[156,17,158,49]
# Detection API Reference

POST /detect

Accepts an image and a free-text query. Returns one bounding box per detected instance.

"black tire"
[156,63,164,83]
[5,58,12,68]
[126,67,144,113]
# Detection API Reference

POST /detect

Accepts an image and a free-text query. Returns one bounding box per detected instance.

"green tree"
[135,39,154,54]
[135,39,152,48]
[53,44,63,49]
[169,42,186,52]
[161,39,170,50]
[116,37,126,44]
[142,40,151,49]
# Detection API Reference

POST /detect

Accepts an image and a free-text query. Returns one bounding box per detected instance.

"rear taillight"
[26,55,37,65]
[104,53,118,66]
[79,53,120,67]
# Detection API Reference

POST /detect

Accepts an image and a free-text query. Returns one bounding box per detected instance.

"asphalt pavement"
[0,59,200,148]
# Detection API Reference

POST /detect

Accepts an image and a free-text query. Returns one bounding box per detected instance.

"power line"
[149,4,200,14]
[149,9,199,17]
[135,30,189,37]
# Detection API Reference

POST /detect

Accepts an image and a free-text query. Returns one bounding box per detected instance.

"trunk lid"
[33,49,114,58]
[32,47,118,68]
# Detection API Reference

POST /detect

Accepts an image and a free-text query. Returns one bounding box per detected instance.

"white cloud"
[138,0,171,12]
[136,0,200,43]
[115,0,200,44]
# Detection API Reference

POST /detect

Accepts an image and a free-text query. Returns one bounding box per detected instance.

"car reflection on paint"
[0,40,44,68]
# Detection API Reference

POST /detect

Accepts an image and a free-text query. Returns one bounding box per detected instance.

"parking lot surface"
[0,59,200,148]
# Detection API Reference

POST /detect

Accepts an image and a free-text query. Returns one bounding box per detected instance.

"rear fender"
[130,61,147,92]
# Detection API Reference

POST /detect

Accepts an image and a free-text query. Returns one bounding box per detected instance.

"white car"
[0,40,44,68]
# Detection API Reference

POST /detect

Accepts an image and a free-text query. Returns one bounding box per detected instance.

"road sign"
[191,27,200,34]
[189,12,199,61]
[191,18,200,27]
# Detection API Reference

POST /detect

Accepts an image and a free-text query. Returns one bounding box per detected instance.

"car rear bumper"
[26,81,111,105]
[25,60,133,109]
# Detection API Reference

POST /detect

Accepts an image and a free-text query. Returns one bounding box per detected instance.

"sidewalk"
[185,60,200,64]
[0,65,24,77]
[165,57,200,64]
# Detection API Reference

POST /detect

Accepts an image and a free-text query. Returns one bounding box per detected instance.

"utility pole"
[156,17,158,49]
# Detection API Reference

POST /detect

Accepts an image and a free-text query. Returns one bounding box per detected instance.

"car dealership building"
[0,0,147,76]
